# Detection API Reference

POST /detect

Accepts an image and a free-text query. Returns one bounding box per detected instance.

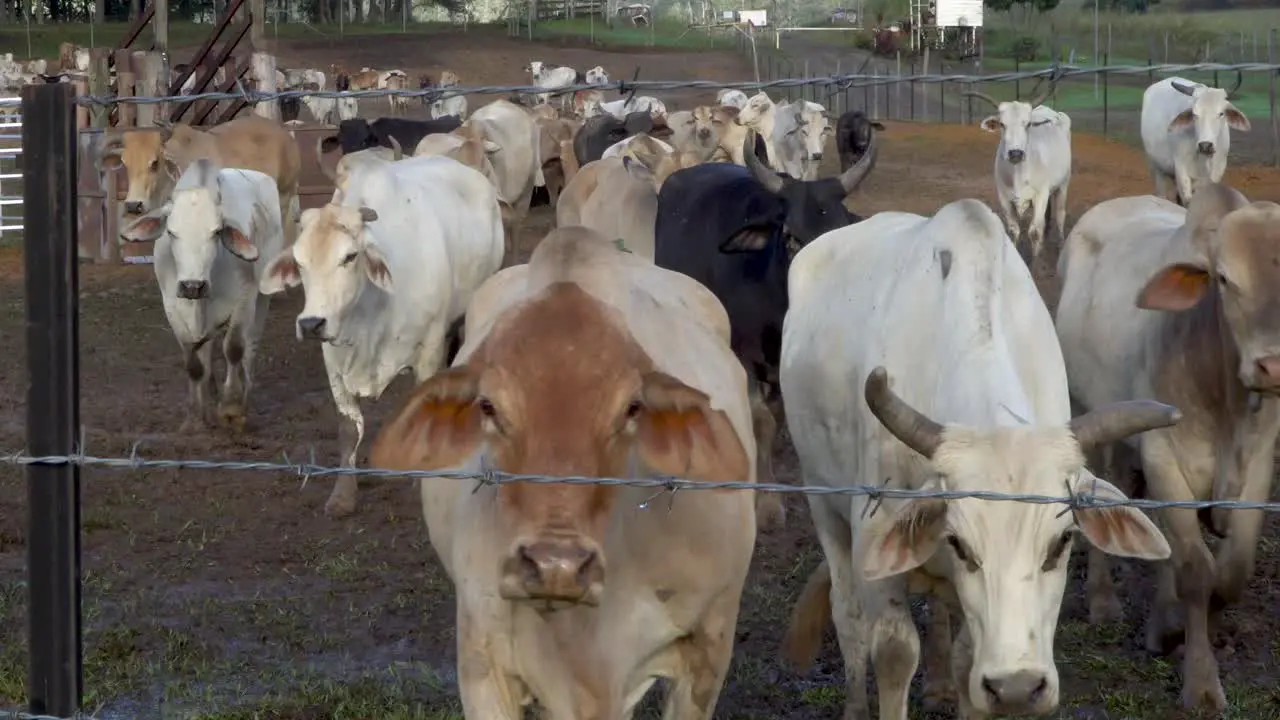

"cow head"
[739,127,876,245]
[795,102,833,163]
[584,65,609,84]
[859,367,1173,716]
[415,129,501,191]
[683,107,719,149]
[969,76,1060,165]
[369,238,749,609]
[98,126,179,215]
[1167,75,1250,157]
[259,204,391,341]
[119,159,260,300]
[738,91,774,128]
[335,118,377,153]
[525,60,546,79]
[1136,184,1280,394]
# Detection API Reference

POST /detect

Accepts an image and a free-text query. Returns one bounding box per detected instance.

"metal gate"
[0,96,20,242]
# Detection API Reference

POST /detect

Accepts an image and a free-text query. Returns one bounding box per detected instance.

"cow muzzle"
[1006,149,1026,164]
[1198,141,1216,156]
[125,201,146,215]
[697,128,712,141]
[500,534,605,608]
[1246,354,1280,393]
[981,670,1053,716]
[809,152,823,162]
[175,280,209,300]
[296,316,329,341]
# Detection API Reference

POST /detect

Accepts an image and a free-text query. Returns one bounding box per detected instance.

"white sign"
[739,9,767,26]
[934,0,983,28]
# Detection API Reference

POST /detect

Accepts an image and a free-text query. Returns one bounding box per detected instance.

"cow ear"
[219,222,259,261]
[719,226,773,253]
[979,115,1001,133]
[364,240,393,292]
[1224,105,1250,132]
[860,497,949,581]
[1136,262,1210,311]
[370,367,484,473]
[633,371,750,484]
[483,140,501,154]
[1168,109,1195,132]
[260,248,301,294]
[120,203,171,242]
[1071,472,1170,560]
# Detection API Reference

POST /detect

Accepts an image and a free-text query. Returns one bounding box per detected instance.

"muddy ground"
[2,25,1280,720]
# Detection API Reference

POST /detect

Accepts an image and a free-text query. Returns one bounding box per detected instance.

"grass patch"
[530,18,738,50]
[188,676,462,720]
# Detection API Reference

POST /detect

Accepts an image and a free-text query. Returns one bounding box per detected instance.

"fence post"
[251,52,279,120]
[1103,52,1109,138]
[21,80,84,720]
[1270,29,1277,166]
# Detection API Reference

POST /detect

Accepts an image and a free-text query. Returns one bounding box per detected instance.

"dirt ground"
[2,26,1280,720]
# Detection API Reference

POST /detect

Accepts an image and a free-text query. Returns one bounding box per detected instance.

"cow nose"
[502,536,604,606]
[1253,356,1280,389]
[297,316,327,340]
[124,201,145,215]
[697,128,711,140]
[175,280,208,299]
[1006,149,1026,164]
[981,671,1050,714]
[810,152,823,161]
[1198,141,1216,155]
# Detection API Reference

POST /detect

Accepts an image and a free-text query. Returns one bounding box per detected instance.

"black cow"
[322,116,463,155]
[652,128,877,531]
[280,94,301,123]
[835,110,885,173]
[572,111,655,165]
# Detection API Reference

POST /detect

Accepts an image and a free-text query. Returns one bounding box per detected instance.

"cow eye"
[340,251,359,266]
[149,160,159,171]
[625,399,642,419]
[946,535,970,563]
[478,398,496,418]
[1041,531,1074,572]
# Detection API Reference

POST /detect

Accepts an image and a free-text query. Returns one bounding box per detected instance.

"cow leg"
[457,611,524,719]
[1050,179,1069,247]
[180,340,217,431]
[1173,165,1196,208]
[1026,190,1052,278]
[218,294,269,434]
[868,585,920,720]
[922,597,956,713]
[1213,405,1280,608]
[325,379,365,518]
[1000,203,1023,258]
[1085,443,1126,624]
[280,192,299,246]
[1149,161,1176,203]
[805,495,872,720]
[1141,445,1225,712]
[661,591,739,720]
[750,381,785,533]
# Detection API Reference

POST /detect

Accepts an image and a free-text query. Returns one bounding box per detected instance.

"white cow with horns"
[525,60,580,110]
[1140,74,1250,206]
[258,155,505,517]
[120,160,286,434]
[966,76,1072,274]
[778,198,1175,720]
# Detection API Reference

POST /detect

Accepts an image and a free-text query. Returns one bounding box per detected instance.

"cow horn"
[1225,70,1244,99]
[388,135,403,161]
[962,89,1001,110]
[1068,401,1182,450]
[315,136,338,183]
[838,128,877,194]
[742,128,784,194]
[1171,80,1196,97]
[1027,70,1060,108]
[863,367,945,459]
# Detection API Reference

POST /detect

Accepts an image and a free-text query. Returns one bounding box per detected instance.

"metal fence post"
[22,80,83,720]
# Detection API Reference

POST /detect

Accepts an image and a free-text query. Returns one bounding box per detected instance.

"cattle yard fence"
[9,69,1280,718]
[0,97,21,244]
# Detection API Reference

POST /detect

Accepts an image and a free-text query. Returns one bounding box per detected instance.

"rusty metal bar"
[168,0,249,99]
[214,64,255,124]
[115,3,157,55]
[174,13,252,125]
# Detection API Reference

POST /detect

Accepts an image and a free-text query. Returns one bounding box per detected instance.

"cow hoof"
[1089,594,1125,625]
[1180,673,1226,713]
[218,403,248,434]
[324,492,358,518]
[922,682,956,714]
[1145,607,1186,656]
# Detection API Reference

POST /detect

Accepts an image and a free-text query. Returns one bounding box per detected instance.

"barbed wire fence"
[7,63,1280,717]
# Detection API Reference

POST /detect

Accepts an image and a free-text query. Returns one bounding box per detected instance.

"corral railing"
[0,98,20,243]
[8,71,1280,717]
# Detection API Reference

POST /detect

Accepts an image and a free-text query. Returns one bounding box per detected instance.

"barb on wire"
[5,448,1280,513]
[67,62,1280,108]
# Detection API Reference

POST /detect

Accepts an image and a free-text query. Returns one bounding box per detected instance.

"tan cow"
[555,156,661,259]
[385,73,410,116]
[534,114,581,206]
[665,108,720,161]
[99,115,301,243]
[1055,183,1280,713]
[703,105,752,164]
[369,226,757,719]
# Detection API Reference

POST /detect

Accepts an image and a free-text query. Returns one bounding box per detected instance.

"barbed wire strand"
[63,62,1280,108]
[5,449,1280,512]
[2,713,99,720]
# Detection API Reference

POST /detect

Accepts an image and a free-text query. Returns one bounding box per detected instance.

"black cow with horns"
[652,127,878,533]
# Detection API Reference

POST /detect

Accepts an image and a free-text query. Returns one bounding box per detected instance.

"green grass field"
[529,17,740,50]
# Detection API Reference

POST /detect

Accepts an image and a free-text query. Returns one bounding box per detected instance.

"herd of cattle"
[81,53,1274,718]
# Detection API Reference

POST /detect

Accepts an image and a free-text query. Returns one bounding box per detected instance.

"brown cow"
[369,226,758,718]
[1055,184,1280,712]
[99,114,301,244]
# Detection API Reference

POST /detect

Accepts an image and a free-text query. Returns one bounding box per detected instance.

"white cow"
[259,155,505,517]
[525,60,580,109]
[716,88,749,109]
[584,65,609,84]
[1140,75,1250,206]
[600,133,674,159]
[1054,184,1280,713]
[430,92,468,121]
[118,160,286,434]
[301,82,358,125]
[966,82,1072,274]
[584,94,668,122]
[765,101,830,181]
[779,198,1174,720]
[457,99,541,237]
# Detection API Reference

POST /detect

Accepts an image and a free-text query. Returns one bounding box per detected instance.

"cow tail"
[781,558,832,670]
